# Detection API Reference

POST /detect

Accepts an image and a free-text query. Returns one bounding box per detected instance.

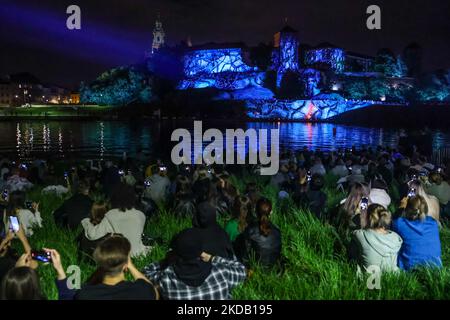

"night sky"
[1,0,449,89]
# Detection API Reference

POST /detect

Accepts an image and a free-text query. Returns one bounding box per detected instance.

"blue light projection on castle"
[147,22,412,121]
[183,48,257,76]
[178,47,262,90]
[305,48,345,73]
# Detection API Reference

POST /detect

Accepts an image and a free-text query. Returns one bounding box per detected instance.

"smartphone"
[31,251,52,263]
[407,188,417,199]
[19,163,28,170]
[307,171,312,182]
[9,216,20,233]
[64,171,69,179]
[118,169,125,176]
[360,197,369,210]
[144,180,151,187]
[1,189,8,201]
[25,200,33,210]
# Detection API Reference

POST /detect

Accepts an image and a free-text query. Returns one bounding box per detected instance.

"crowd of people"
[0,143,449,300]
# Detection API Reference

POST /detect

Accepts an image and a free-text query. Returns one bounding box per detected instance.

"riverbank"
[21,173,450,300]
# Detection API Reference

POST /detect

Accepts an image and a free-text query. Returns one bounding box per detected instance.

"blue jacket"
[392,216,442,270]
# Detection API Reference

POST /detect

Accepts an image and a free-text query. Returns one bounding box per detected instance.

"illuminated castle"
[148,21,412,120]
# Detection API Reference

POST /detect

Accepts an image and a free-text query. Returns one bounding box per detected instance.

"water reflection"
[2,120,450,161]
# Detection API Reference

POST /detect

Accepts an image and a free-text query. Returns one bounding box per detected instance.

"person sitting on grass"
[368,178,391,210]
[0,225,34,283]
[1,254,45,300]
[234,197,282,268]
[53,235,159,300]
[144,228,247,300]
[6,191,42,237]
[426,171,450,219]
[350,204,402,272]
[53,179,93,230]
[407,179,440,224]
[81,183,150,257]
[225,196,253,242]
[193,201,235,259]
[78,200,109,257]
[293,173,328,220]
[392,195,442,271]
[338,183,371,229]
[172,175,196,218]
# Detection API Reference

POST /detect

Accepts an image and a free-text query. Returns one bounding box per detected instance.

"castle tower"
[152,14,165,54]
[274,25,299,87]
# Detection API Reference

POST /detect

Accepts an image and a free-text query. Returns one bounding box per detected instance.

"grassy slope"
[21,173,450,300]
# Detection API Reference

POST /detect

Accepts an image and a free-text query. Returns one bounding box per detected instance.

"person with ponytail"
[350,204,402,272]
[225,196,253,242]
[234,197,281,268]
[392,195,442,271]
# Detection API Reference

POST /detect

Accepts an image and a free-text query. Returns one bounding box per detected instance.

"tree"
[80,67,152,105]
[368,79,389,100]
[392,55,408,78]
[344,78,369,100]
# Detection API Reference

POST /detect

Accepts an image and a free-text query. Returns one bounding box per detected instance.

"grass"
[16,173,450,300]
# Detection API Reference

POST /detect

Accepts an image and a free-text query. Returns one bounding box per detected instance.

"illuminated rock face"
[305,48,346,73]
[183,48,257,77]
[246,99,375,120]
[179,71,265,90]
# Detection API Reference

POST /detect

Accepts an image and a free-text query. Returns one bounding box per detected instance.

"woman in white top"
[408,179,440,224]
[5,192,42,237]
[81,184,150,257]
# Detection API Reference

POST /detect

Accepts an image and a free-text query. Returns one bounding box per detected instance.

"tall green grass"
[18,176,450,300]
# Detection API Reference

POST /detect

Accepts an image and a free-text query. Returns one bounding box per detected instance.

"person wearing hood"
[369,179,391,209]
[350,204,402,272]
[193,201,235,259]
[144,228,246,300]
[392,195,442,271]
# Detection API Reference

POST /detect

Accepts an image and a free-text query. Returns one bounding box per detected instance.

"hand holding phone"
[31,250,52,263]
[9,216,20,233]
[360,197,369,210]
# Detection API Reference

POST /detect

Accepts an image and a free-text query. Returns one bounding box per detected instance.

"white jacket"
[369,188,391,209]
[81,208,150,257]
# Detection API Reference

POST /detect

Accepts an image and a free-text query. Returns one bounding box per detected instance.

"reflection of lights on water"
[58,127,63,156]
[99,122,105,160]
[16,123,22,157]
[43,124,51,152]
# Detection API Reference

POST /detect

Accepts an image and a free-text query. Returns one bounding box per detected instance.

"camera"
[118,169,125,176]
[360,197,369,210]
[144,180,152,187]
[31,250,52,263]
[9,216,20,233]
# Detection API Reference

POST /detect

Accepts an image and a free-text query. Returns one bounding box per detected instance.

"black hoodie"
[193,202,235,259]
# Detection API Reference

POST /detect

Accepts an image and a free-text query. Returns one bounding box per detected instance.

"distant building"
[70,92,80,104]
[152,14,165,54]
[0,73,71,106]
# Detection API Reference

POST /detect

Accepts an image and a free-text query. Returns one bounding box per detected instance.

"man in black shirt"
[54,180,93,230]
